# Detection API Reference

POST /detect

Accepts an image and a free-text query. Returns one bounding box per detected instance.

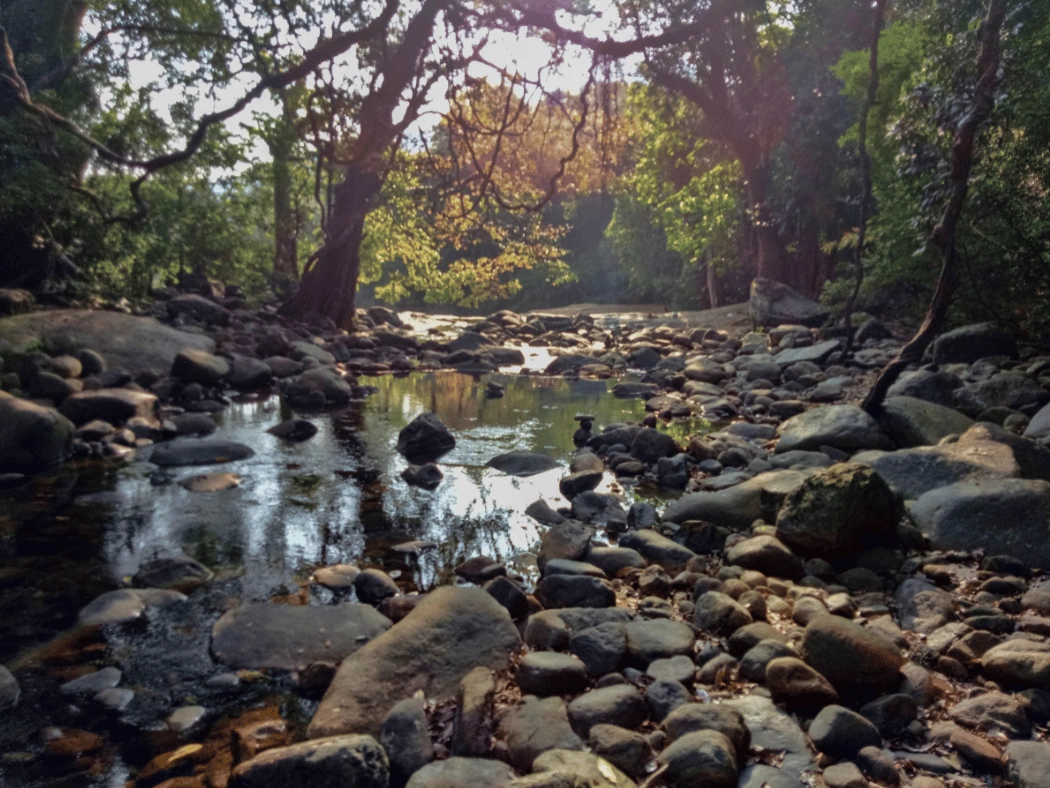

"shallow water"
[0,371,650,665]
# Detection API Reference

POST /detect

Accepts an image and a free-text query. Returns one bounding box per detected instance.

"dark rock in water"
[308,587,521,738]
[60,388,157,425]
[910,479,1050,568]
[396,412,456,463]
[525,499,565,525]
[454,556,507,584]
[179,471,242,492]
[60,667,121,696]
[401,463,443,490]
[150,439,254,466]
[167,294,231,326]
[172,412,218,435]
[487,347,526,366]
[447,331,496,352]
[612,382,661,399]
[750,278,831,328]
[630,428,679,464]
[559,470,603,498]
[226,355,273,390]
[172,348,230,384]
[775,463,903,558]
[286,367,353,405]
[571,491,627,526]
[78,587,186,626]
[381,695,434,783]
[544,354,603,375]
[211,602,392,671]
[267,419,318,442]
[229,734,388,788]
[656,454,690,490]
[932,322,1018,364]
[486,450,560,477]
[0,391,75,471]
[134,556,214,591]
[0,665,19,710]
[355,568,401,605]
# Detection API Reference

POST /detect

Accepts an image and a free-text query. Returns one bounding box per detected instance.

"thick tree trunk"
[862,0,1006,415]
[293,166,381,328]
[746,164,785,284]
[270,99,299,281]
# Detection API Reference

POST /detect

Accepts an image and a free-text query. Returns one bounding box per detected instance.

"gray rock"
[859,693,920,738]
[659,730,738,788]
[738,765,804,788]
[624,619,694,665]
[211,602,391,671]
[887,370,963,407]
[765,656,838,712]
[981,640,1050,690]
[955,373,1046,417]
[517,652,589,697]
[861,438,1018,500]
[617,529,696,572]
[773,340,841,367]
[0,391,75,471]
[60,666,121,696]
[406,757,516,788]
[725,535,803,580]
[452,667,495,757]
[571,491,627,526]
[78,587,186,627]
[487,451,561,477]
[750,278,831,328]
[531,749,636,788]
[1024,402,1050,442]
[229,734,388,788]
[630,428,679,464]
[0,309,215,373]
[381,695,433,782]
[287,367,353,404]
[588,725,652,779]
[308,587,521,737]
[663,470,811,530]
[535,574,615,609]
[932,322,1017,364]
[776,405,893,454]
[150,439,254,466]
[526,499,565,526]
[823,762,869,788]
[960,422,1050,482]
[60,388,157,426]
[645,679,692,721]
[570,624,627,676]
[168,293,231,325]
[741,640,796,682]
[501,697,583,772]
[544,354,603,375]
[354,568,401,606]
[172,348,230,384]
[722,695,813,774]
[799,615,904,692]
[1006,740,1050,788]
[910,479,1050,568]
[567,685,647,738]
[538,523,594,569]
[694,592,752,637]
[0,665,18,710]
[809,704,882,758]
[878,396,975,448]
[951,691,1031,739]
[226,355,273,390]
[662,704,750,760]
[584,547,645,576]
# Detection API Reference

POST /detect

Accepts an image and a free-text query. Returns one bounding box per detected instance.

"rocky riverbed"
[2,280,1050,788]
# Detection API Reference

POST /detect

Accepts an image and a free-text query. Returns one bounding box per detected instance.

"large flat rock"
[308,586,521,739]
[211,603,393,671]
[662,470,812,530]
[0,309,214,373]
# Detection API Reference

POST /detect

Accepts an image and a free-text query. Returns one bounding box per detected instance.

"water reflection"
[0,372,648,659]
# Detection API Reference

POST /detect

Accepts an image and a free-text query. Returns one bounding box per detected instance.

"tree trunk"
[293,166,381,328]
[270,96,299,281]
[746,163,785,284]
[862,0,1006,415]
[706,252,721,309]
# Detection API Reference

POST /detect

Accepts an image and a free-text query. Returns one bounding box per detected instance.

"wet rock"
[309,587,521,737]
[799,615,904,693]
[775,463,902,558]
[1006,740,1050,788]
[354,568,401,605]
[133,556,214,592]
[179,471,241,492]
[535,575,615,609]
[659,730,738,788]
[502,697,584,772]
[568,685,647,738]
[396,412,456,463]
[0,665,18,710]
[267,419,318,442]
[544,354,603,375]
[809,704,882,758]
[59,387,157,426]
[559,470,603,498]
[588,724,652,779]
[95,687,135,711]
[878,396,974,448]
[172,348,230,384]
[932,322,1017,364]
[694,592,752,637]
[630,428,678,464]
[618,529,696,572]
[167,704,206,733]
[950,691,1031,739]
[211,602,391,671]
[0,391,75,471]
[150,438,254,466]
[455,556,506,584]
[401,463,443,490]
[229,734,388,788]
[287,367,353,405]
[313,564,361,590]
[487,451,561,477]
[60,666,121,696]
[538,523,594,569]
[725,535,803,580]
[647,655,696,684]
[78,587,185,626]
[751,278,830,328]
[910,479,1050,569]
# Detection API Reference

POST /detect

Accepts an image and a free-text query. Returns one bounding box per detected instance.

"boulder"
[308,587,521,737]
[980,640,1050,690]
[932,322,1017,364]
[0,309,215,373]
[887,370,963,407]
[229,734,388,788]
[799,615,905,692]
[486,451,560,477]
[878,396,974,448]
[910,479,1050,569]
[396,413,456,463]
[60,388,157,425]
[772,340,841,367]
[211,603,392,671]
[725,536,803,580]
[750,278,830,328]
[406,758,516,788]
[149,439,254,466]
[172,348,230,384]
[955,374,1047,418]
[0,391,75,471]
[776,463,903,557]
[167,294,231,326]
[544,354,603,375]
[663,470,811,530]
[858,439,1018,500]
[1005,741,1050,788]
[776,405,893,454]
[286,368,353,405]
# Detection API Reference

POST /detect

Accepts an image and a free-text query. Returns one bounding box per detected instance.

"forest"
[2,0,1046,336]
